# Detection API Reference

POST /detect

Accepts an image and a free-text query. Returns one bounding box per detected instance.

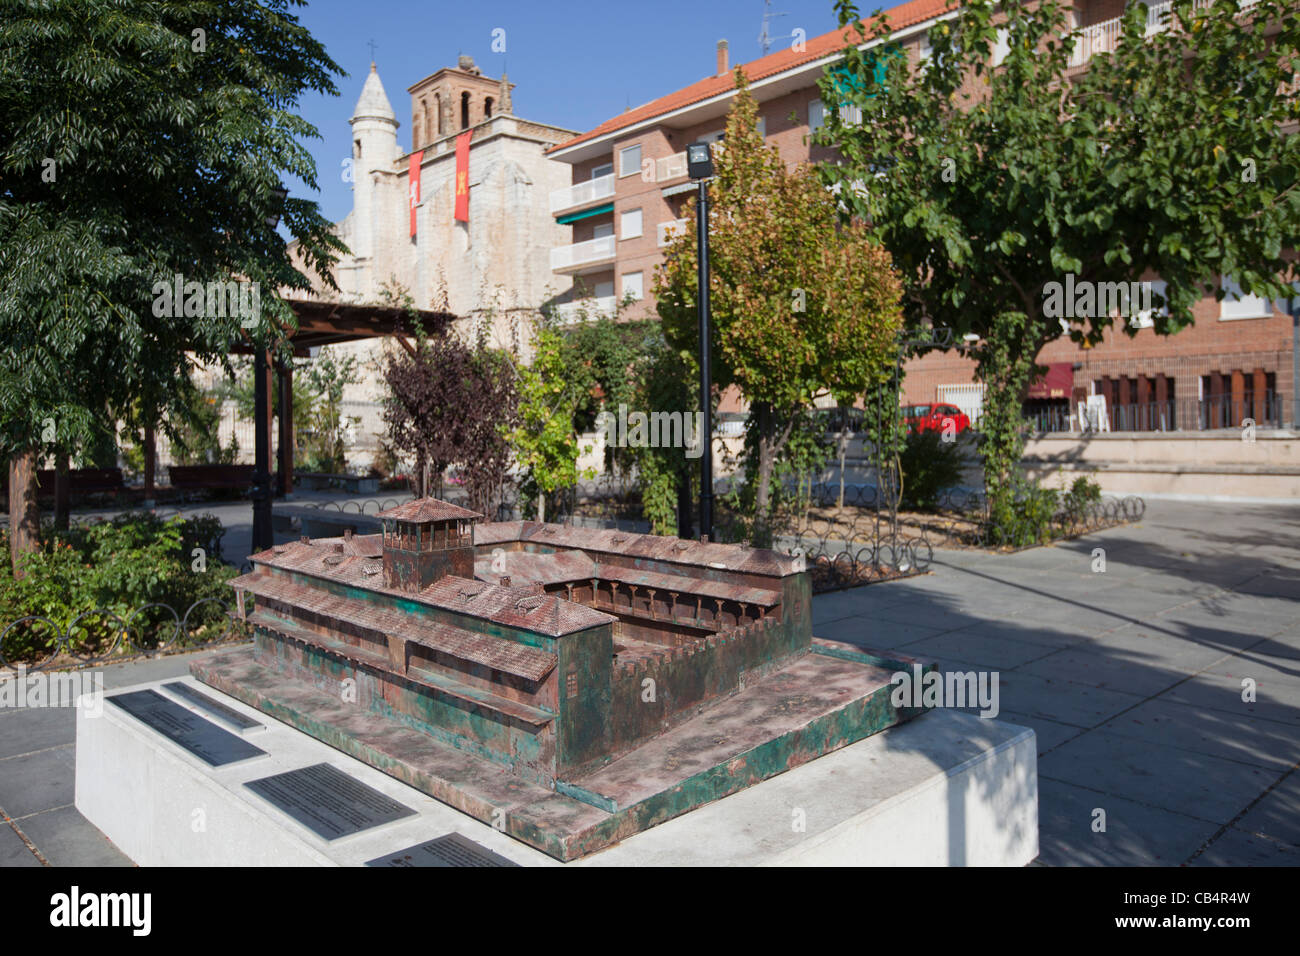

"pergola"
[232,297,457,549]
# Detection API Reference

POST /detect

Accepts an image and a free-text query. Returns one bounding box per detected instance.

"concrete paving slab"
[815,614,947,649]
[1035,778,1220,866]
[901,628,1059,670]
[1187,828,1300,866]
[0,706,75,759]
[1040,730,1285,824]
[1097,698,1300,771]
[1160,669,1300,727]
[0,745,76,818]
[0,822,42,867]
[15,805,132,867]
[1016,646,1189,697]
[1232,771,1300,848]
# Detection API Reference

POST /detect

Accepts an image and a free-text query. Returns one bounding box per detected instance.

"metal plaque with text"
[107,689,266,766]
[244,763,416,840]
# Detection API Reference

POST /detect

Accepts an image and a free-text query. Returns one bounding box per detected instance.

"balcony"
[550,234,616,274]
[655,151,688,184]
[1067,0,1240,69]
[657,218,690,247]
[550,174,615,215]
[553,295,618,325]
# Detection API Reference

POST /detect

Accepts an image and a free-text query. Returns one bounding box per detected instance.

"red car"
[902,403,971,435]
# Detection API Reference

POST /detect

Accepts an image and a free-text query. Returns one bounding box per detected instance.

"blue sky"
[288,0,852,222]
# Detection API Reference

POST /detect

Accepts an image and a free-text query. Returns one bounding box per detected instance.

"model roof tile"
[374,498,483,523]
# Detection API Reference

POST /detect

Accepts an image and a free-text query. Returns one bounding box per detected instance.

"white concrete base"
[76,677,1038,866]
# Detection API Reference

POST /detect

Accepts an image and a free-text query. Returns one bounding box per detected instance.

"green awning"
[556,203,613,225]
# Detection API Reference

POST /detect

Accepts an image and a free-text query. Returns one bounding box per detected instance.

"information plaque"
[244,763,416,840]
[107,689,267,766]
[162,681,263,732]
[365,832,519,867]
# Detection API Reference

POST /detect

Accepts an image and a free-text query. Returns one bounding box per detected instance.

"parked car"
[901,403,971,435]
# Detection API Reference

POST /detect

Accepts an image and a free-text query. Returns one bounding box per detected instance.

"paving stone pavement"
[1,499,1296,866]
[815,499,1300,866]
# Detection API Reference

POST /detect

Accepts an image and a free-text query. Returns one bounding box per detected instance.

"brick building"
[545,0,1297,431]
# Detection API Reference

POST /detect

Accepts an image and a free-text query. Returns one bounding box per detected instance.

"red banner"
[408,150,423,236]
[454,130,472,223]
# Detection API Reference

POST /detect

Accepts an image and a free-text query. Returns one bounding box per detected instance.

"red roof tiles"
[548,0,954,155]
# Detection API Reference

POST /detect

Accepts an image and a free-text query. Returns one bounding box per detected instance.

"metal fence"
[1027,392,1287,434]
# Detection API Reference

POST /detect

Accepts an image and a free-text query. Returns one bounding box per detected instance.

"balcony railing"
[656,151,687,183]
[549,234,616,272]
[657,218,690,247]
[550,173,615,214]
[1067,0,1227,68]
[554,295,618,324]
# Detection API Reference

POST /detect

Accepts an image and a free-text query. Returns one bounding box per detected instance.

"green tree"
[508,319,594,521]
[0,0,346,571]
[820,0,1300,534]
[655,69,903,542]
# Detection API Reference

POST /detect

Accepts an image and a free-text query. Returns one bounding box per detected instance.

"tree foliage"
[655,68,903,540]
[381,332,517,517]
[507,319,594,521]
[821,0,1300,530]
[0,0,346,477]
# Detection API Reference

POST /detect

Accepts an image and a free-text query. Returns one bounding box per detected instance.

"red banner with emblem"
[454,130,472,222]
[408,150,423,236]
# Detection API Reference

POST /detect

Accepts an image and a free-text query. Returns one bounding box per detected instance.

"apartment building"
[545,0,1297,431]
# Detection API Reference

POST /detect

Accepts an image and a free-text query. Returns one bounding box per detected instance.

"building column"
[1231,370,1246,428]
[1252,368,1268,425]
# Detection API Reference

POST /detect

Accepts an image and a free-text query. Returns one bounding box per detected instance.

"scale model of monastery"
[194,498,929,860]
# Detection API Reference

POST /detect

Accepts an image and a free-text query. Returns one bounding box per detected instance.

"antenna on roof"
[758,0,792,55]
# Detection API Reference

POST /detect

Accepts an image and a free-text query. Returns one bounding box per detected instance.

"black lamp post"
[687,142,714,541]
[251,183,289,552]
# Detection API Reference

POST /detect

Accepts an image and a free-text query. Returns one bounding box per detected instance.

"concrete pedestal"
[76,677,1038,866]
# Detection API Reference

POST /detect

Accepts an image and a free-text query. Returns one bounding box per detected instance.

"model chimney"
[717,39,729,76]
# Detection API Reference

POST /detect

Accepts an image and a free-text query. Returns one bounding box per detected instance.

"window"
[619,144,642,177]
[461,91,470,130]
[594,279,615,298]
[592,221,614,240]
[1220,275,1272,320]
[992,27,1010,67]
[592,162,613,179]
[484,96,494,118]
[756,116,767,138]
[1129,279,1167,329]
[809,100,825,131]
[620,208,643,240]
[434,93,442,136]
[622,271,644,301]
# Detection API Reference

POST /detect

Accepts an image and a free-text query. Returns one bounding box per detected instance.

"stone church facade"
[279,57,578,469]
[321,55,576,334]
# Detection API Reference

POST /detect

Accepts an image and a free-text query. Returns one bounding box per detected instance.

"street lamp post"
[688,142,714,541]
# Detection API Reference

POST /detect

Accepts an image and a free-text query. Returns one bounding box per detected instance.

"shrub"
[987,480,1058,548]
[0,512,239,663]
[1060,475,1103,520]
[899,429,967,511]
